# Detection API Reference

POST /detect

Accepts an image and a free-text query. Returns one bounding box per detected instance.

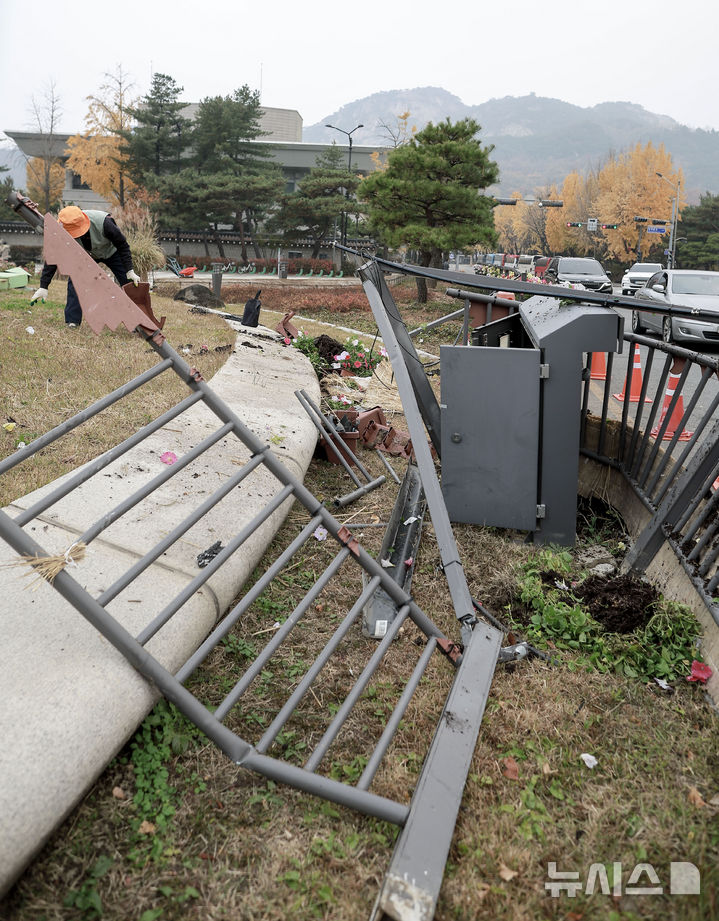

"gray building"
[5,106,386,209]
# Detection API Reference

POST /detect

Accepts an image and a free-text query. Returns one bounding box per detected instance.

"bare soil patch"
[572,573,660,632]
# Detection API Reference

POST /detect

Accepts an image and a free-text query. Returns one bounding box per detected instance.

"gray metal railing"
[0,309,500,921]
[580,333,719,626]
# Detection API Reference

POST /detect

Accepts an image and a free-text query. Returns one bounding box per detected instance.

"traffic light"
[651,219,668,225]
[566,221,583,227]
[602,223,618,230]
[493,198,517,206]
[539,200,564,207]
[633,216,648,222]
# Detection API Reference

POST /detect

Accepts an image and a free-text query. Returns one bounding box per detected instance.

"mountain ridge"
[304,88,718,200]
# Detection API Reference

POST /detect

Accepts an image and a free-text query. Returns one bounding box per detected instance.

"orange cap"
[58,206,91,238]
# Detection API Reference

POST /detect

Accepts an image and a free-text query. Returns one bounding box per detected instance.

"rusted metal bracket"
[121,281,166,329]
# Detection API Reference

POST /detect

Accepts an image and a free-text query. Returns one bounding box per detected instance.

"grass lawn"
[1,279,717,921]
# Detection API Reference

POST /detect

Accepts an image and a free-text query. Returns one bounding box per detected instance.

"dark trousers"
[65,251,129,325]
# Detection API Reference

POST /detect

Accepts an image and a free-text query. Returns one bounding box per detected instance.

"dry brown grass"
[1,282,717,921]
[0,283,233,506]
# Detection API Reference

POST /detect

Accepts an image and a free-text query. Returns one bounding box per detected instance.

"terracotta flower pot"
[320,431,360,466]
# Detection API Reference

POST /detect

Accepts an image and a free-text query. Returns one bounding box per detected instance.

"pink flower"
[283,337,291,345]
[160,451,178,465]
[354,360,361,368]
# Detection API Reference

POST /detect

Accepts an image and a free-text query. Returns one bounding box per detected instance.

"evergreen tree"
[676,192,719,269]
[0,173,20,221]
[269,145,359,257]
[190,87,283,261]
[360,118,498,301]
[192,86,270,171]
[124,73,192,180]
[148,86,283,261]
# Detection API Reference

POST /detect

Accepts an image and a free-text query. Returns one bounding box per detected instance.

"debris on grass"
[687,660,712,683]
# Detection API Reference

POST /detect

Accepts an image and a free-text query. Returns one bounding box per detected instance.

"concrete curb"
[0,322,321,896]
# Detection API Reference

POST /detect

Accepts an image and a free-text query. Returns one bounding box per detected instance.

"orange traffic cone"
[590,351,607,380]
[651,366,694,442]
[613,343,652,403]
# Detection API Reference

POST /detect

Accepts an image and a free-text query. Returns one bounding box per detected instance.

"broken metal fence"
[580,333,719,627]
[347,250,719,631]
[0,210,504,921]
[0,323,501,914]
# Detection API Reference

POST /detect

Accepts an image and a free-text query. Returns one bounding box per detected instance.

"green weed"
[514,553,702,682]
[291,331,329,377]
[63,855,113,918]
[126,700,201,865]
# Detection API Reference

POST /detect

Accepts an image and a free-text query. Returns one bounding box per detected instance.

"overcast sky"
[2,0,718,145]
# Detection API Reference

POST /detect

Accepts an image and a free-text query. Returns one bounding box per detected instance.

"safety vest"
[85,210,117,260]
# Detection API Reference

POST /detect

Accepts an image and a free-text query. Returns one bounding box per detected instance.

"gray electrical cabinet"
[440,294,623,546]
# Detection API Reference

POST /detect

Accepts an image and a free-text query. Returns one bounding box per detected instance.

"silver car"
[633,269,719,344]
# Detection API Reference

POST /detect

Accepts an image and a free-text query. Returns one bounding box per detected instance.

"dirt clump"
[572,574,660,633]
[313,333,344,369]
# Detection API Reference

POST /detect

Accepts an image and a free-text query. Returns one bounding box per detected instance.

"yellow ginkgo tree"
[66,65,138,208]
[595,142,684,263]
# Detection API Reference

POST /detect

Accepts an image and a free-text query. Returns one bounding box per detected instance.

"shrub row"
[222,285,371,313]
[170,256,334,275]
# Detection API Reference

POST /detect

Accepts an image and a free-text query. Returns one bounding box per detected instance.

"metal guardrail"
[580,333,719,627]
[340,247,719,627]
[0,214,503,921]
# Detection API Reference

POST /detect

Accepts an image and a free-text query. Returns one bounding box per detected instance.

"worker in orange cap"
[30,206,140,328]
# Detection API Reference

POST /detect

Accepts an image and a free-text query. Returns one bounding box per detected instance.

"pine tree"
[361,118,498,301]
[269,145,359,257]
[124,73,192,180]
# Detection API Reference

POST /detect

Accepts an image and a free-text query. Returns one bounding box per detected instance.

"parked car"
[621,262,663,295]
[516,254,543,275]
[533,256,552,278]
[633,269,719,344]
[544,256,612,293]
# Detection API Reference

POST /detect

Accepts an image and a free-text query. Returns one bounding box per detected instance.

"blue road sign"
[647,226,666,233]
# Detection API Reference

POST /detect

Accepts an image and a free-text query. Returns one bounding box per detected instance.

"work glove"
[126,269,141,286]
[30,288,48,304]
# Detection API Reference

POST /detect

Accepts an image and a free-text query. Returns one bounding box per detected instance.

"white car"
[621,262,662,296]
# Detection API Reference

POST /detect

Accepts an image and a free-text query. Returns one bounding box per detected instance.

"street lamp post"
[656,172,680,269]
[325,123,363,246]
